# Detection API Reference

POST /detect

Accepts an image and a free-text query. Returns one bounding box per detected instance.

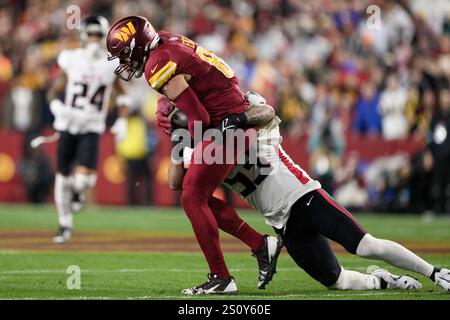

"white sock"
[73,172,97,193]
[54,173,73,229]
[356,234,434,277]
[330,267,381,290]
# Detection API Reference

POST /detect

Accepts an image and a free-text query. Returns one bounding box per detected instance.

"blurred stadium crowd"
[0,0,449,213]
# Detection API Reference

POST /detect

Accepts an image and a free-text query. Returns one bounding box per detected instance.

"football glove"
[50,99,70,118]
[245,91,266,106]
[216,113,248,137]
[50,99,72,131]
[156,97,174,135]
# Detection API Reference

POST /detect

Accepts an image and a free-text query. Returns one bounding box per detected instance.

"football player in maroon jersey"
[106,16,282,295]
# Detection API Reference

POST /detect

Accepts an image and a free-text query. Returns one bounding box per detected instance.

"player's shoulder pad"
[56,49,75,72]
[145,48,177,91]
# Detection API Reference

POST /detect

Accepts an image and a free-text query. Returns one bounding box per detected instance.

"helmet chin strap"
[149,33,160,50]
[127,34,158,79]
[134,35,159,79]
[129,38,136,56]
[134,54,148,79]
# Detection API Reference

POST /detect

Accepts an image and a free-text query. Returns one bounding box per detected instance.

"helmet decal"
[113,21,136,42]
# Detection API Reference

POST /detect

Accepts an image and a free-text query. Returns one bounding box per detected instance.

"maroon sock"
[209,197,265,252]
[181,189,230,279]
[234,222,265,252]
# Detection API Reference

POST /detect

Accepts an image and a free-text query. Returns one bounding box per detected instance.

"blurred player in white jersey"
[46,16,130,243]
[168,91,450,294]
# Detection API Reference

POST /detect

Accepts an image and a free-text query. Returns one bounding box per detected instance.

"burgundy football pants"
[181,133,264,279]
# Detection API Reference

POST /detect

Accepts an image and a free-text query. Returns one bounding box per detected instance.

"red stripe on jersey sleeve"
[275,146,310,185]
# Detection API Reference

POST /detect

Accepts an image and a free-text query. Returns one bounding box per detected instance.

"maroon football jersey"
[144,31,249,126]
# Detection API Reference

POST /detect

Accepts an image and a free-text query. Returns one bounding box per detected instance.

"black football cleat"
[252,234,283,289]
[181,273,238,295]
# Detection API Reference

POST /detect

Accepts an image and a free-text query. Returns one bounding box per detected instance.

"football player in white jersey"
[47,16,130,243]
[167,91,450,294]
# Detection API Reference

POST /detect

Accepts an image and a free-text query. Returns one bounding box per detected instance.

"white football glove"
[245,91,267,106]
[50,99,70,117]
[111,117,128,142]
[116,95,133,108]
[50,99,73,131]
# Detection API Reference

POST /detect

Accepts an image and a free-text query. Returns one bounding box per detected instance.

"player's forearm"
[115,97,130,118]
[244,104,275,126]
[215,103,275,135]
[113,78,126,96]
[118,105,129,118]
[47,71,67,102]
[162,74,190,100]
[113,80,130,118]
[174,87,210,124]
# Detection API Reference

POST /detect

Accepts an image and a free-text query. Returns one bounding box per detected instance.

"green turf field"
[0,204,450,300]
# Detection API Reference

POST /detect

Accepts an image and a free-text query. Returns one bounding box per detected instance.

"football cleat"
[52,226,72,244]
[434,268,450,292]
[71,191,85,213]
[252,234,283,289]
[371,268,422,290]
[181,273,238,295]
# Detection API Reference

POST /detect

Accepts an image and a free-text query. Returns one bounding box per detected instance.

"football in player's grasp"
[168,107,188,129]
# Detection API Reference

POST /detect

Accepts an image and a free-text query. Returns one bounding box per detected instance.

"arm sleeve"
[174,87,211,137]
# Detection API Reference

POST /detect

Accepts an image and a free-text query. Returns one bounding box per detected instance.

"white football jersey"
[223,118,321,229]
[55,48,119,134]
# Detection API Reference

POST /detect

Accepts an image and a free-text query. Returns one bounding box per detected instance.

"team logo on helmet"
[113,21,136,42]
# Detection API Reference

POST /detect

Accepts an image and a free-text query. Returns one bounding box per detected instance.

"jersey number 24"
[71,82,106,110]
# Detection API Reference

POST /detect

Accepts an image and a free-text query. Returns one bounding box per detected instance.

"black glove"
[216,113,248,136]
[214,113,248,144]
